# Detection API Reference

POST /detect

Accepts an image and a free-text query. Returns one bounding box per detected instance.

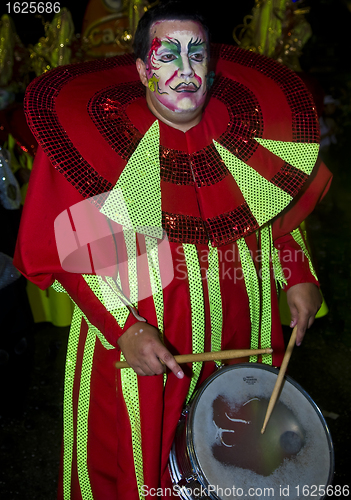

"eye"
[190,53,205,62]
[159,53,177,62]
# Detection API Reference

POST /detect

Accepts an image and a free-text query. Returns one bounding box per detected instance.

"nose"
[179,54,195,78]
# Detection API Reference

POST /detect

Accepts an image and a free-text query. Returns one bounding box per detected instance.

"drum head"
[190,364,334,499]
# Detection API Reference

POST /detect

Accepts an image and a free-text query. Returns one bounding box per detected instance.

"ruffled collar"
[24,45,320,246]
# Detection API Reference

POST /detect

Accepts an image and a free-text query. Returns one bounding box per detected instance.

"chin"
[175,97,198,112]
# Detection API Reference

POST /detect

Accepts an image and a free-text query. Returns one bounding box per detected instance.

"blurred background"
[0,0,350,498]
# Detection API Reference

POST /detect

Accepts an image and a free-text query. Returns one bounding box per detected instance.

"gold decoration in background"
[0,14,31,91]
[1,1,155,89]
[28,8,75,76]
[81,0,150,58]
[0,15,16,87]
[0,14,30,88]
[233,0,312,72]
[128,0,150,40]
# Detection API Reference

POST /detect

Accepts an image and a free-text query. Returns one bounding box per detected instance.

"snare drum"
[169,364,334,500]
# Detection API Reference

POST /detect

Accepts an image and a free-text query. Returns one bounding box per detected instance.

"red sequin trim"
[213,45,320,144]
[88,82,144,160]
[162,212,207,243]
[206,203,259,246]
[271,163,308,197]
[160,147,193,185]
[160,143,228,187]
[24,55,135,200]
[163,203,258,245]
[211,76,262,162]
[191,143,229,186]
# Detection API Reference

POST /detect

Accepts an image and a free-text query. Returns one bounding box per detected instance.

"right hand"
[117,322,184,378]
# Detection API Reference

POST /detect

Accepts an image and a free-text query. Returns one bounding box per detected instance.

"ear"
[136,58,148,87]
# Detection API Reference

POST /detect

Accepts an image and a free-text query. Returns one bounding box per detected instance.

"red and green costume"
[14,45,331,499]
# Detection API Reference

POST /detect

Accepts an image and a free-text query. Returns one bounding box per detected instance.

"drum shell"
[170,411,215,499]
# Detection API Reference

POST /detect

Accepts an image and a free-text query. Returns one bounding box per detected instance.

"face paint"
[146,20,208,114]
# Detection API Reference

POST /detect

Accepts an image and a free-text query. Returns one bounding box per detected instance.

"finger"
[138,352,168,375]
[143,357,166,376]
[140,365,158,376]
[124,357,156,376]
[158,350,184,379]
[132,365,149,376]
[290,309,299,328]
[288,303,298,329]
[295,314,309,346]
[290,317,297,328]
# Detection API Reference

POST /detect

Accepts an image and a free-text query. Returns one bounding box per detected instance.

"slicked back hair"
[133,0,210,62]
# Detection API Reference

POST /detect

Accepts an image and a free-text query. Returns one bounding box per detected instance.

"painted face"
[145,20,208,114]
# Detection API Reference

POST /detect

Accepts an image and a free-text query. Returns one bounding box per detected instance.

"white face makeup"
[146,20,208,113]
[136,20,209,130]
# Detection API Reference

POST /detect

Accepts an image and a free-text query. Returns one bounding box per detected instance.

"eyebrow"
[158,36,206,56]
[188,37,206,53]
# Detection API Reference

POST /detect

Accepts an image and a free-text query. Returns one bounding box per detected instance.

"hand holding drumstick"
[117,322,273,375]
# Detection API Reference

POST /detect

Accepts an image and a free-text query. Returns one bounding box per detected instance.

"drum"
[169,364,334,500]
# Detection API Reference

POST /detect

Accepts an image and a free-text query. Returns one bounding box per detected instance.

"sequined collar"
[24,45,320,245]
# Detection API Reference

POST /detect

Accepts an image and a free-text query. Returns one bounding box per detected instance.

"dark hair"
[133,0,210,62]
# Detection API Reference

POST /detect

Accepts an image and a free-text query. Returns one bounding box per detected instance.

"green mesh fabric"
[52,279,67,293]
[291,227,318,281]
[237,237,260,362]
[100,120,163,239]
[120,352,144,500]
[59,300,116,499]
[53,282,145,497]
[62,306,83,500]
[52,283,115,497]
[270,234,288,290]
[260,226,272,365]
[76,327,96,499]
[144,235,168,386]
[83,275,130,333]
[183,243,205,403]
[213,140,292,226]
[145,235,164,333]
[53,277,119,349]
[207,243,223,366]
[254,138,319,175]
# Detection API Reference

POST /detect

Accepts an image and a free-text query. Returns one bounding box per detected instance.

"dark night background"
[1,1,351,499]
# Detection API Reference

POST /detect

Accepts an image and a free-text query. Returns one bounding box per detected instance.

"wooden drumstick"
[115,347,273,369]
[261,326,297,434]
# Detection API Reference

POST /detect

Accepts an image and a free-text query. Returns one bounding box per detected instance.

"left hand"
[286,283,322,346]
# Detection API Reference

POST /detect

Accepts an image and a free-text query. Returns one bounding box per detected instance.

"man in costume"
[14,1,331,498]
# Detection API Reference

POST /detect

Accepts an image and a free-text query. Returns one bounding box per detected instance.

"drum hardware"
[170,447,209,500]
[177,474,198,487]
[181,406,190,418]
